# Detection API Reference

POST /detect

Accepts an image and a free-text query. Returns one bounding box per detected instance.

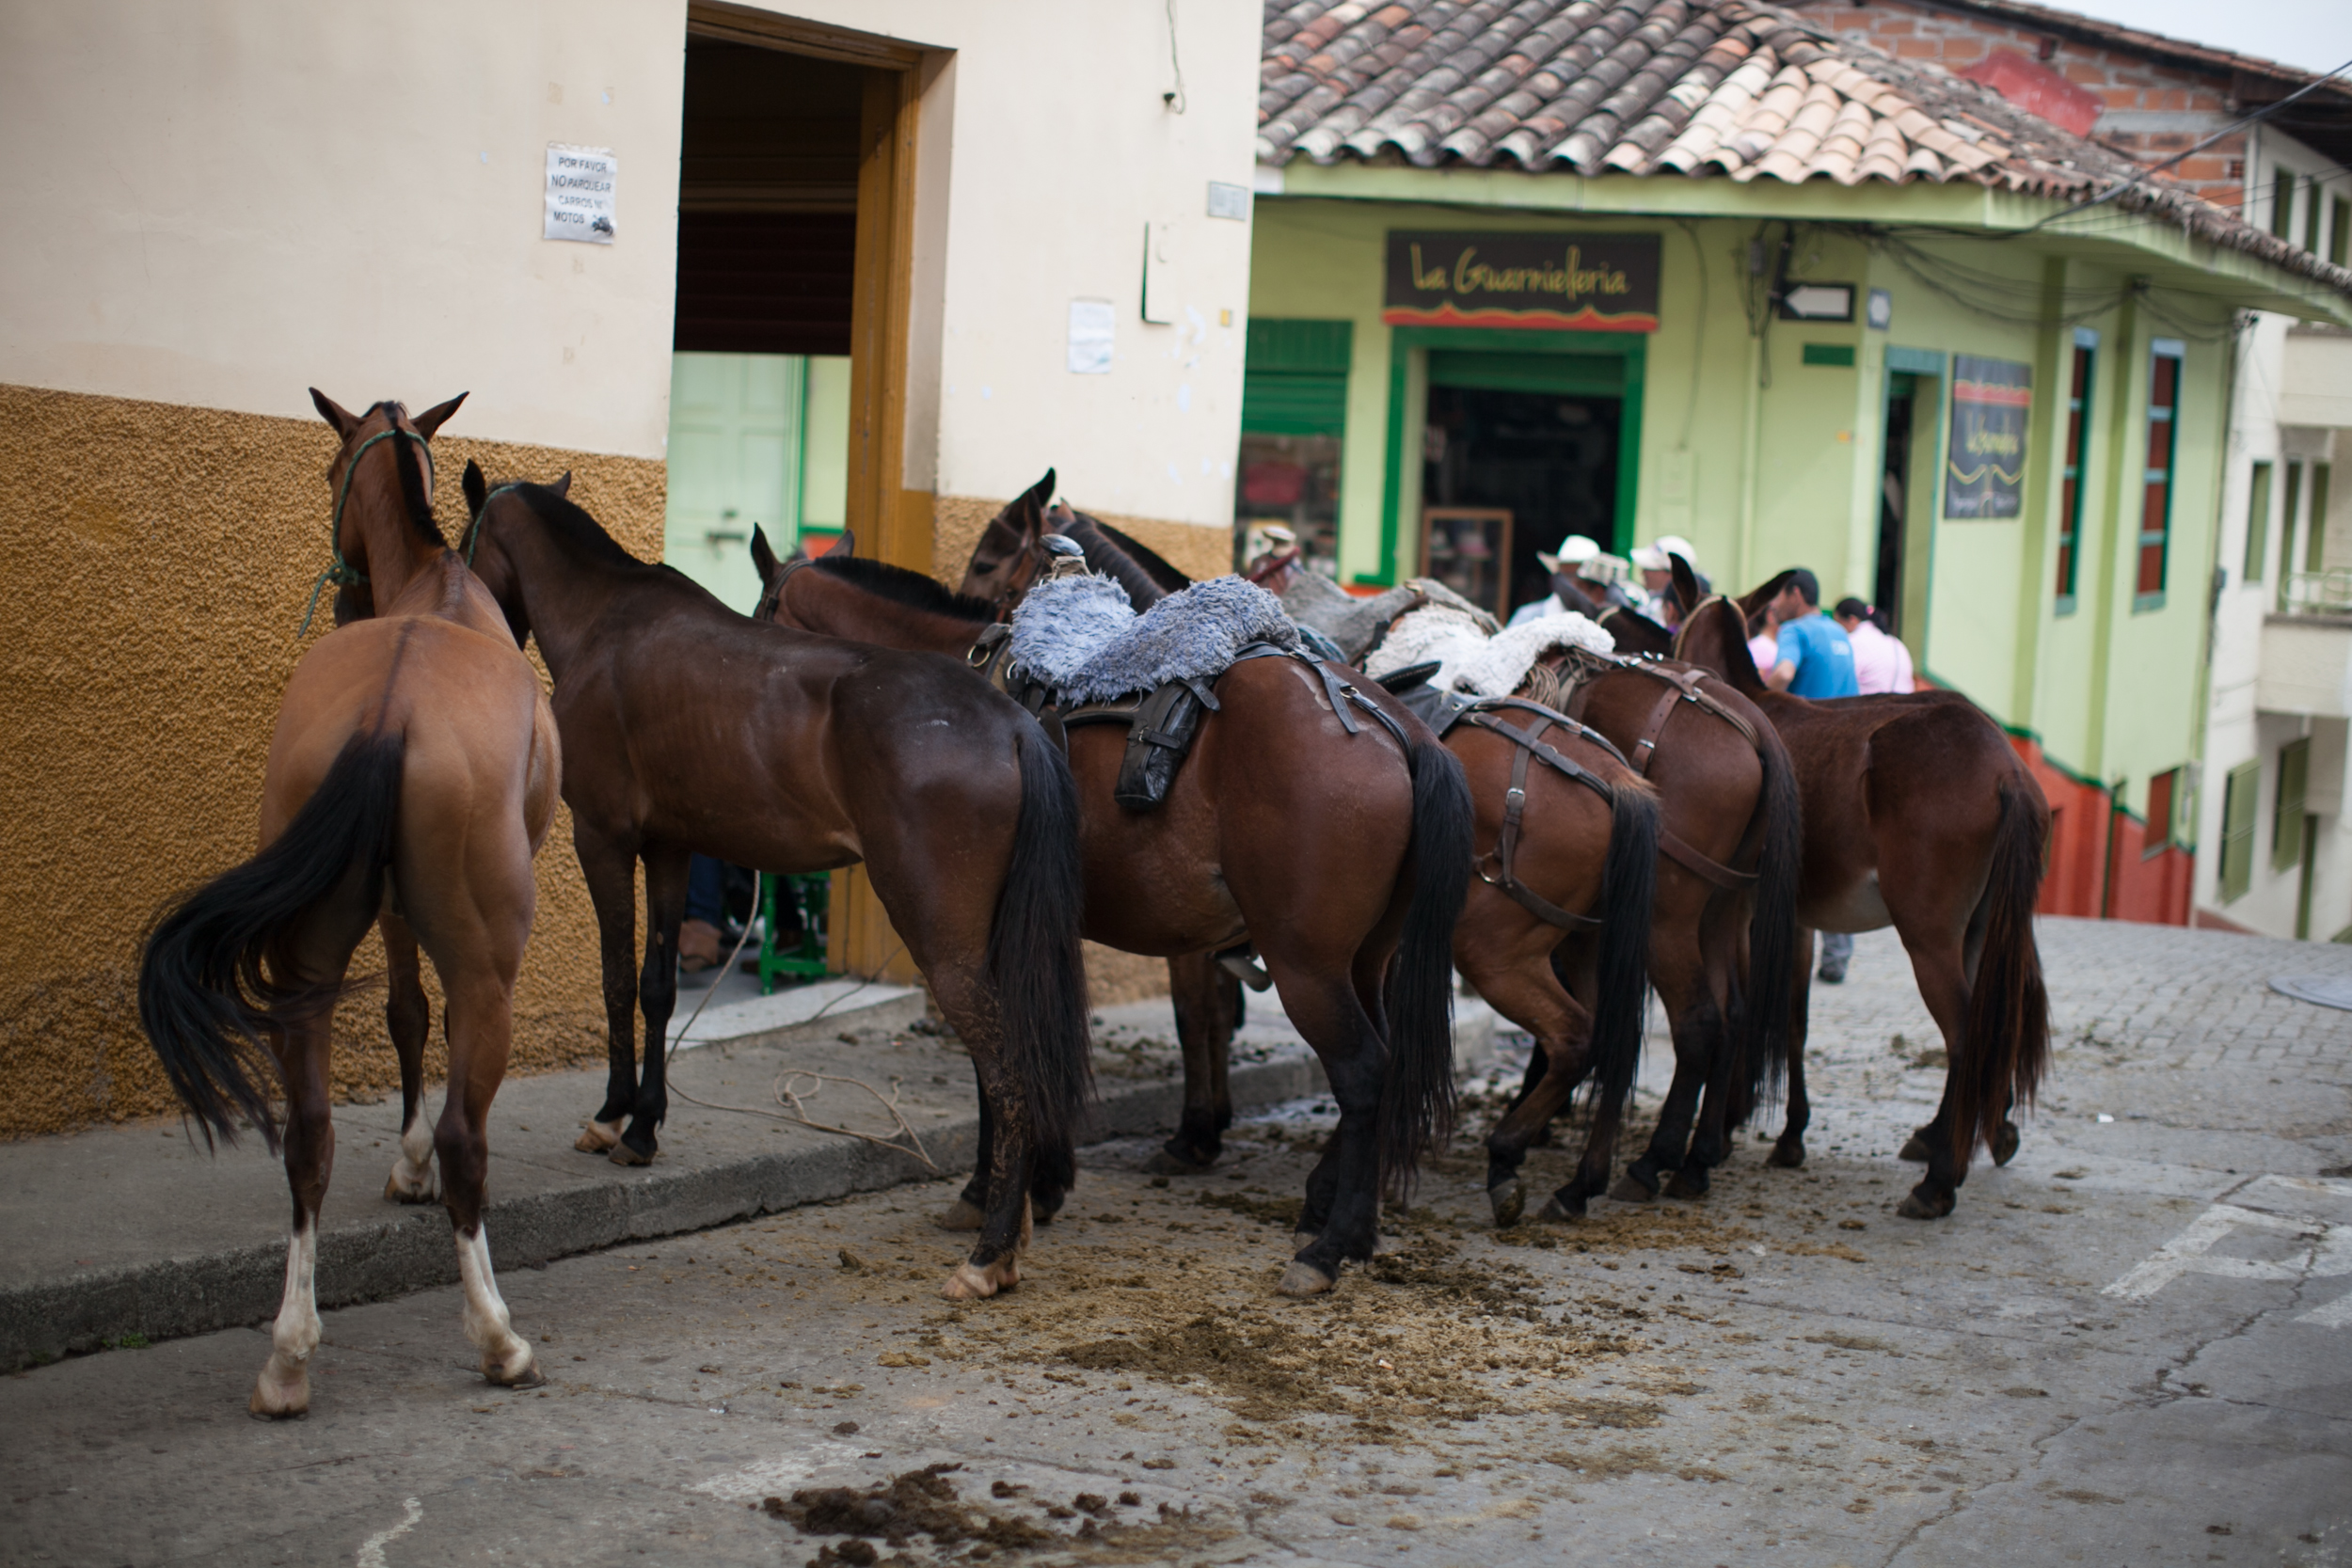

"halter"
[460,482,526,567]
[299,424,436,637]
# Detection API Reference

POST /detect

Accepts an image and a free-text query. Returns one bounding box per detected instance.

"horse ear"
[1017,468,1057,534]
[550,470,573,499]
[310,388,361,438]
[462,459,488,516]
[1739,570,1795,619]
[821,529,856,559]
[412,391,468,438]
[1668,552,1700,617]
[750,525,779,583]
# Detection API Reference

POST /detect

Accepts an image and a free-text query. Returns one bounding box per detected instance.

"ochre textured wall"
[0,384,665,1138]
[931,493,1233,589]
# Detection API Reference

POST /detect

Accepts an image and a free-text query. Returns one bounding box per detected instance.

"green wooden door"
[665,353,805,614]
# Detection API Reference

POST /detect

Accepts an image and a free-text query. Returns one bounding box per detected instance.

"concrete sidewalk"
[0,974,1492,1370]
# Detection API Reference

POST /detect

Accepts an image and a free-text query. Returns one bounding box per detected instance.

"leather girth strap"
[1455,702,1614,931]
[1563,653,1762,894]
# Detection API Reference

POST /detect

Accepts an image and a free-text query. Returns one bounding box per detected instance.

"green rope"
[299,426,435,639]
[461,483,525,567]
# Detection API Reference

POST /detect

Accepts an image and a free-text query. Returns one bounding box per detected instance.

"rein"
[301,425,436,637]
[460,482,527,567]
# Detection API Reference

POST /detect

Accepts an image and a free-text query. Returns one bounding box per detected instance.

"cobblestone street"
[5,917,2348,1568]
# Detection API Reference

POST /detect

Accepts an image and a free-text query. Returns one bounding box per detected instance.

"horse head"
[960,467,1057,618]
[750,524,851,625]
[303,388,466,630]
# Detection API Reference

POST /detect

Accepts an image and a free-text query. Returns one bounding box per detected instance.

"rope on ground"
[661,883,936,1171]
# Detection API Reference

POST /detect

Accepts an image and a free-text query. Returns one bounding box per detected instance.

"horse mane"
[1057,513,1173,606]
[371,401,448,547]
[812,554,997,625]
[1083,515,1193,595]
[506,481,655,572]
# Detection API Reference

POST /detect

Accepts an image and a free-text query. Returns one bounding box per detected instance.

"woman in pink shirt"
[1833,598,1915,694]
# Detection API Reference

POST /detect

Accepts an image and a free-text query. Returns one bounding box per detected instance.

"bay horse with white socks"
[1661,561,2052,1219]
[138,391,557,1415]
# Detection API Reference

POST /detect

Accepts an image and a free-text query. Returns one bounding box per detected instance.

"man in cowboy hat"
[1510,533,1632,626]
[1631,534,1709,626]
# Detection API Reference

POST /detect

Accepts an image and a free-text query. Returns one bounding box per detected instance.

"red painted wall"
[2007,733,2192,924]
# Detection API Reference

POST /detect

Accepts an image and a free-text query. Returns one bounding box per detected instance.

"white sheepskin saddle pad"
[1008,573,1299,705]
[1364,601,1613,698]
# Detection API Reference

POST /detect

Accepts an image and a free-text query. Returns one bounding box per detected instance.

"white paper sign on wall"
[545,144,617,244]
[1068,300,1114,374]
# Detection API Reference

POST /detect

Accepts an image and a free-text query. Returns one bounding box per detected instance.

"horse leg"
[1896,938,1974,1221]
[251,1017,336,1419]
[433,964,538,1386]
[1149,950,1235,1174]
[940,1093,991,1232]
[1770,930,1816,1168]
[933,974,1036,1301]
[1269,969,1388,1296]
[612,846,690,1165]
[379,911,438,1203]
[572,825,641,1154]
[1672,909,1748,1198]
[1460,927,1593,1227]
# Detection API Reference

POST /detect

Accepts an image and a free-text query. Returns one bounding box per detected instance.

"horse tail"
[1378,734,1475,1195]
[1954,772,2051,1163]
[1586,775,1661,1122]
[987,721,1095,1187]
[1740,728,1804,1112]
[136,732,405,1153]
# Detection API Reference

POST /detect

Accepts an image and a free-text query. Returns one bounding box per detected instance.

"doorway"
[1875,372,1915,630]
[1422,382,1621,618]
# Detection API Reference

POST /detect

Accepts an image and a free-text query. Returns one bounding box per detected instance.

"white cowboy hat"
[1655,534,1696,567]
[1631,544,1671,572]
[1535,534,1602,576]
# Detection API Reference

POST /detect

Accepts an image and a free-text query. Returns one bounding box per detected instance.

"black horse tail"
[1954,773,2051,1163]
[136,732,405,1153]
[1378,734,1475,1195]
[1586,775,1661,1121]
[1740,727,1805,1112]
[987,721,1095,1188]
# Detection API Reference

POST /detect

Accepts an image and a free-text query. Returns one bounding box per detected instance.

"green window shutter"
[2274,738,2310,873]
[1243,318,1353,436]
[2246,461,2272,584]
[2310,465,2332,573]
[2272,169,2296,240]
[2221,759,2260,902]
[2332,197,2349,267]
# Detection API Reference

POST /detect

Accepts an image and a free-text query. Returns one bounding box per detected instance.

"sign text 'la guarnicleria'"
[1383,231,1661,332]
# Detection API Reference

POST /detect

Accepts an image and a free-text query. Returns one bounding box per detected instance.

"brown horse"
[949,491,1679,1227]
[1663,560,2052,1219]
[138,391,558,1416]
[458,467,1091,1299]
[754,486,1494,1295]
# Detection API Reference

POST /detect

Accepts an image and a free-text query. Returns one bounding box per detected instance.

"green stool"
[757,873,832,993]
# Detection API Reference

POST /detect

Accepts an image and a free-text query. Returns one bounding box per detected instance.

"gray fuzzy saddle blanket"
[1279,571,1427,664]
[1008,573,1299,705]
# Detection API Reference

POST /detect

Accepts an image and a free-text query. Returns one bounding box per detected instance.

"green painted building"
[1243,0,2352,919]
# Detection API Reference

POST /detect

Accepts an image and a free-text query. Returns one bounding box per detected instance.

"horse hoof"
[483,1347,544,1388]
[1537,1194,1585,1223]
[607,1141,654,1168]
[248,1368,310,1420]
[1767,1141,1806,1169]
[942,1258,1018,1301]
[1899,1132,1931,1163]
[1142,1146,1215,1176]
[1664,1167,1710,1200]
[1992,1122,2022,1166]
[1607,1172,1658,1204]
[936,1199,985,1232]
[574,1118,623,1154]
[1897,1186,1956,1221]
[383,1165,439,1204]
[1276,1260,1337,1297]
[1371,1230,1402,1258]
[1489,1181,1526,1227]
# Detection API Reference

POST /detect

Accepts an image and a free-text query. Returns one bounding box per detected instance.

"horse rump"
[1953,773,2051,1163]
[1586,777,1661,1121]
[1378,735,1475,1195]
[137,732,405,1151]
[985,720,1095,1185]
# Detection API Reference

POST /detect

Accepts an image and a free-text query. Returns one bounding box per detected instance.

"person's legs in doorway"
[680,853,728,977]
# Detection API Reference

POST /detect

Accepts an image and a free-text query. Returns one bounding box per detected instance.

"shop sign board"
[1944,355,2032,519]
[1384,231,1660,332]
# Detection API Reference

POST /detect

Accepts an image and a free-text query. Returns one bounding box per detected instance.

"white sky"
[2046,0,2352,77]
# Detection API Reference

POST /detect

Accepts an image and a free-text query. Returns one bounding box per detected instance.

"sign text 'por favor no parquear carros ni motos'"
[545,145,616,245]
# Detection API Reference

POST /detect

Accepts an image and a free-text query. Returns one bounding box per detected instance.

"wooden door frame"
[685,3,930,981]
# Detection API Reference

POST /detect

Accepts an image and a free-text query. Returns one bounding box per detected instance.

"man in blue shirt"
[1764,569,1859,698]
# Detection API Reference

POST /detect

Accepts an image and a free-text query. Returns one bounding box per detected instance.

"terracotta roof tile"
[1255,0,2352,297]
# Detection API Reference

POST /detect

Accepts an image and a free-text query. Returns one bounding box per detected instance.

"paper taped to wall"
[545,144,617,245]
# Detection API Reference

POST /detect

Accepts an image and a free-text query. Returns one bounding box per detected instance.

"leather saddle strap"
[1551,664,1760,892]
[1470,695,1632,770]
[1458,708,1615,806]
[1235,642,1412,749]
[1467,709,1603,931]
[1661,829,1760,890]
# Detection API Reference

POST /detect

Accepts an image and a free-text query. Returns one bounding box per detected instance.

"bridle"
[301,421,435,637]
